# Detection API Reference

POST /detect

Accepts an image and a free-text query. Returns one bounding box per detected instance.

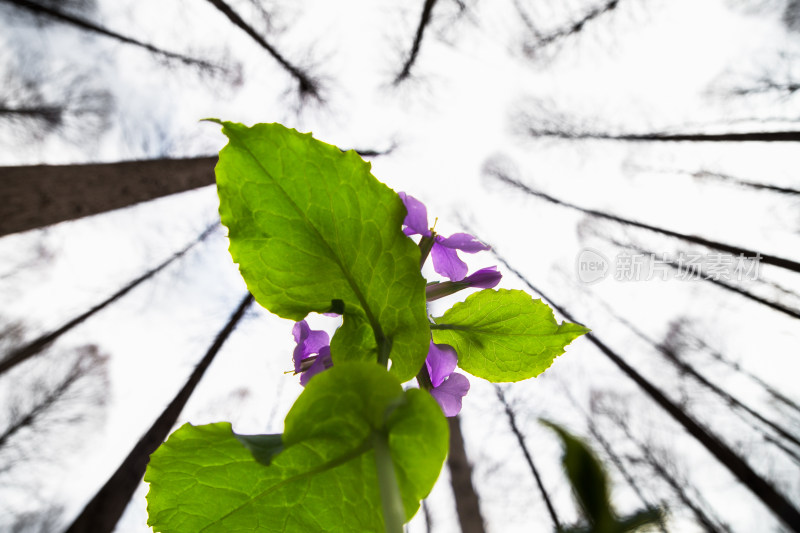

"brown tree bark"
[0,156,216,237]
[447,415,486,533]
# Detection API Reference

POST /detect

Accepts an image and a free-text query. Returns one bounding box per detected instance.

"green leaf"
[211,121,429,381]
[541,420,614,529]
[542,420,664,533]
[145,363,448,532]
[430,289,588,382]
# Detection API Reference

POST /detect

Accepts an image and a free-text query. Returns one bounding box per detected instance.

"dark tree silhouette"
[558,384,668,533]
[476,238,800,531]
[599,398,732,533]
[0,344,108,452]
[0,223,218,375]
[495,386,562,531]
[394,0,439,84]
[203,0,320,99]
[447,415,486,533]
[2,0,236,78]
[484,163,800,274]
[64,293,254,533]
[691,170,800,197]
[0,57,114,148]
[518,0,623,59]
[597,235,800,321]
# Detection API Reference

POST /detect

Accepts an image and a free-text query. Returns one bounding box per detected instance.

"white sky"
[1,0,800,532]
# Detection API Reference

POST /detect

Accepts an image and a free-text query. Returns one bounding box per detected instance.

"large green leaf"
[211,121,429,381]
[430,289,588,382]
[145,363,448,532]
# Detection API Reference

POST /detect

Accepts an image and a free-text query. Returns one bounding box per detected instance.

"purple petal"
[300,346,333,386]
[425,342,458,387]
[292,320,310,344]
[292,320,330,372]
[430,373,470,417]
[431,241,468,281]
[398,192,431,237]
[437,232,490,253]
[463,266,502,289]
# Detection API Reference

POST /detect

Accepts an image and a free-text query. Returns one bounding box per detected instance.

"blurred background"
[1,0,799,531]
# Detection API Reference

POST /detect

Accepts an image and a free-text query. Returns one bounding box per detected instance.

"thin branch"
[559,384,669,533]
[523,0,621,57]
[64,293,254,533]
[603,236,800,321]
[3,0,233,76]
[495,386,563,531]
[692,170,800,197]
[394,0,439,84]
[476,237,800,531]
[485,165,800,274]
[202,0,320,99]
[0,223,218,376]
[606,408,732,533]
[527,128,800,142]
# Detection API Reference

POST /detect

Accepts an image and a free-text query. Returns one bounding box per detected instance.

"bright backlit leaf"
[145,363,448,533]
[211,121,429,381]
[431,289,588,382]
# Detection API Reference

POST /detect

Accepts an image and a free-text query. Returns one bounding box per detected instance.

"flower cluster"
[288,192,500,418]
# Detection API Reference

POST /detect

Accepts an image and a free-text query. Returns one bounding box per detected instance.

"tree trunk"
[487,168,800,275]
[447,415,486,533]
[64,293,254,533]
[0,156,216,237]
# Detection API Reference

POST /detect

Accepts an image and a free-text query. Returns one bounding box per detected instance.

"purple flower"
[425,341,470,417]
[399,192,490,281]
[425,266,503,301]
[292,320,333,386]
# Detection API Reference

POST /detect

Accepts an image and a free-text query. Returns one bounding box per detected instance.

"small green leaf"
[430,289,588,382]
[212,121,429,381]
[541,420,614,529]
[542,420,664,533]
[145,363,448,532]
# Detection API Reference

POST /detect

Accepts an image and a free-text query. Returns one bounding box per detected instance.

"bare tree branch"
[394,0,439,84]
[484,163,800,274]
[202,0,320,99]
[2,0,235,77]
[0,223,218,376]
[473,236,800,530]
[495,386,562,531]
[522,0,622,58]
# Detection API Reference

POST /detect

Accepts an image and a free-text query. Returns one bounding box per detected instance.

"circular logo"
[576,248,609,284]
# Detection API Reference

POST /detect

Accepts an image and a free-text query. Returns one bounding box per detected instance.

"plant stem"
[373,431,405,533]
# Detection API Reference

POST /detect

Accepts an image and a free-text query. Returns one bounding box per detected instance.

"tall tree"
[484,163,800,274]
[394,0,439,84]
[202,0,320,99]
[447,415,486,533]
[64,293,254,533]
[495,386,563,531]
[1,156,217,236]
[2,0,236,77]
[478,239,800,530]
[0,223,218,375]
